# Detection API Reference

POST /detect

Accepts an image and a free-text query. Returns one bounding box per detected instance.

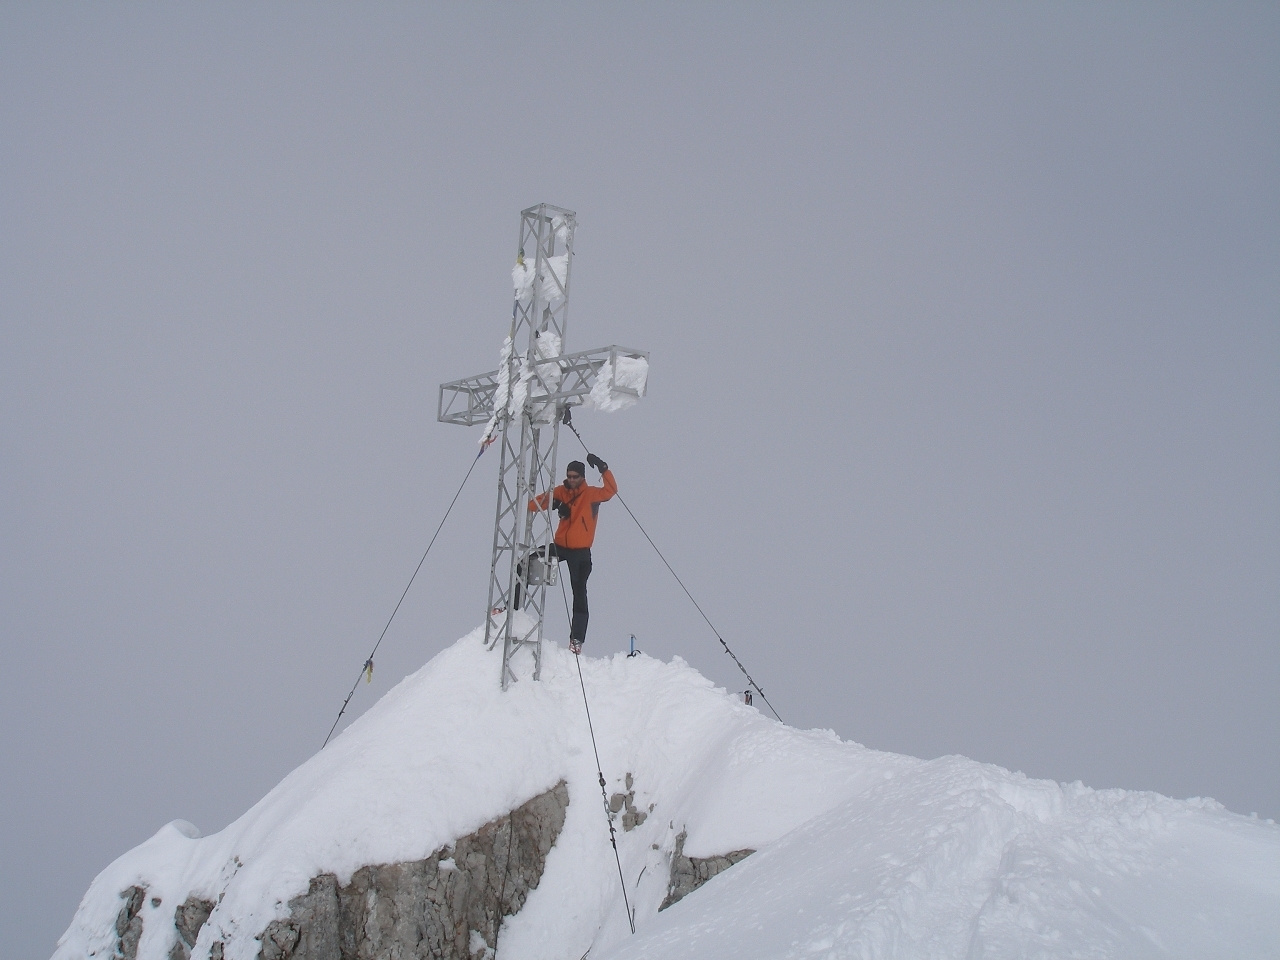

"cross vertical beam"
[487,203,575,686]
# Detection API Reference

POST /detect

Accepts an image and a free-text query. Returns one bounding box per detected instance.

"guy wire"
[322,446,486,748]
[563,418,782,723]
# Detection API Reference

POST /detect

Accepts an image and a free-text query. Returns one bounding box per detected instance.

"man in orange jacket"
[527,453,617,653]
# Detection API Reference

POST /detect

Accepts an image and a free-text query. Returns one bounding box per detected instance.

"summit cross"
[439,204,648,688]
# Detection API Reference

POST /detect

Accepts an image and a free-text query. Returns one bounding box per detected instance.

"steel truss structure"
[438,204,648,688]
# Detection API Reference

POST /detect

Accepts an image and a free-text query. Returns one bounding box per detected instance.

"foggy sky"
[3,5,1277,958]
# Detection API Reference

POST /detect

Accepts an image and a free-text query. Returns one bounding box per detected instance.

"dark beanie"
[566,460,586,476]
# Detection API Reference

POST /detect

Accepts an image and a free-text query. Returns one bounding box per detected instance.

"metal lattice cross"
[439,204,648,688]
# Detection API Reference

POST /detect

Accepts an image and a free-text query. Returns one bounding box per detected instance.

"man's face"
[564,471,583,489]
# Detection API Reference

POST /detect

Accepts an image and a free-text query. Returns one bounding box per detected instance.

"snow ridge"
[55,626,1280,960]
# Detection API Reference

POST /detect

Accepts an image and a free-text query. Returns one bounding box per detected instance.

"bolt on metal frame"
[438,204,648,688]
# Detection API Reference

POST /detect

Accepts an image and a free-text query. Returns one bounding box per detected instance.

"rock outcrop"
[115,886,147,960]
[607,773,651,833]
[101,783,569,960]
[254,780,568,960]
[660,831,754,911]
[169,896,215,960]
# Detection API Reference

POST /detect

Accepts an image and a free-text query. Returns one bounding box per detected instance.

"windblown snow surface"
[56,619,1280,960]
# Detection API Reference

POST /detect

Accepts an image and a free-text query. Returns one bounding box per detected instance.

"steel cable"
[574,649,637,935]
[322,447,486,748]
[562,416,783,723]
[554,573,635,934]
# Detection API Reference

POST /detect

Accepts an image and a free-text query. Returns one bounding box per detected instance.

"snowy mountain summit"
[56,621,1280,960]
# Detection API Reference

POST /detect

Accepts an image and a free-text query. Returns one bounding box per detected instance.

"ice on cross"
[586,353,649,413]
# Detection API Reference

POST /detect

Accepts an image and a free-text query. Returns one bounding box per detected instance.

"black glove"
[586,452,608,472]
[553,498,572,520]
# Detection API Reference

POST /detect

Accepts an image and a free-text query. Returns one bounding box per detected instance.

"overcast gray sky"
[3,5,1277,958]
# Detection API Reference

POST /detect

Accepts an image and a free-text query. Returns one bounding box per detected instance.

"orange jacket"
[529,469,617,549]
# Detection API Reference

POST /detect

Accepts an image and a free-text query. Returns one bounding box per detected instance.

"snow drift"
[55,623,1280,960]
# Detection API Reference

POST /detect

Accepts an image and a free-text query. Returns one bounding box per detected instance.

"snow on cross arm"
[585,354,649,413]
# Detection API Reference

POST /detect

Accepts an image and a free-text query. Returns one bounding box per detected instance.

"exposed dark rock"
[621,806,647,832]
[660,830,754,910]
[169,896,216,960]
[608,773,648,833]
[258,919,300,960]
[115,885,146,960]
[253,780,568,960]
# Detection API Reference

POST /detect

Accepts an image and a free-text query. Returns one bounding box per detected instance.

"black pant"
[514,545,594,643]
[557,546,593,643]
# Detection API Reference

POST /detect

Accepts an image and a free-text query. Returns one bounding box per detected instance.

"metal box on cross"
[439,204,648,688]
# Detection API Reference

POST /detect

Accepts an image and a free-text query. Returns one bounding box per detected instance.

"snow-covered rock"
[54,627,1280,960]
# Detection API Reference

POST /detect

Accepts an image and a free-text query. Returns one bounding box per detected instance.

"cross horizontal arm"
[438,345,649,426]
